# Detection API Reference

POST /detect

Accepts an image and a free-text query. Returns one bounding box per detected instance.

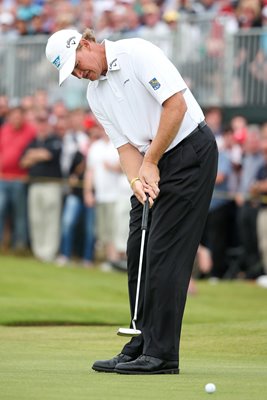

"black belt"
[162,120,207,158]
[189,120,207,137]
[176,120,207,147]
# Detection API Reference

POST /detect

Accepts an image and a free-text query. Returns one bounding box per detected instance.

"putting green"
[0,255,267,399]
[1,324,267,400]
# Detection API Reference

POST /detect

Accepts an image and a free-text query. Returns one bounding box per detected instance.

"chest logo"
[149,77,161,90]
[109,58,118,70]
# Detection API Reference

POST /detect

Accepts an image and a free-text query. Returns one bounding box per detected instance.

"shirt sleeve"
[87,86,129,149]
[131,39,187,105]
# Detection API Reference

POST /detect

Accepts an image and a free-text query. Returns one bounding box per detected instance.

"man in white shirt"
[86,130,121,268]
[46,28,218,375]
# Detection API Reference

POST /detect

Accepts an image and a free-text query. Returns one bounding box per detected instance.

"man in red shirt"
[0,106,36,250]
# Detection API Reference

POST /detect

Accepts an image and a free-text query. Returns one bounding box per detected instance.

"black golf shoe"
[92,353,136,373]
[115,355,179,375]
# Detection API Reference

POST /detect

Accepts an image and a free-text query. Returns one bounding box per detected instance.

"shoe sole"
[92,366,116,373]
[114,368,179,375]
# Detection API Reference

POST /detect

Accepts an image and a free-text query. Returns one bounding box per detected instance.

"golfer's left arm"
[139,91,187,192]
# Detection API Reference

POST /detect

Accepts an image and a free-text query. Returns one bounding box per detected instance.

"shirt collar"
[97,40,120,83]
[105,40,120,71]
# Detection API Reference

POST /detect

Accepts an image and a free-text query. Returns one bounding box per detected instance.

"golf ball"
[205,383,216,394]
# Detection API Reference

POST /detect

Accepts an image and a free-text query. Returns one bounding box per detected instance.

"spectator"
[234,0,262,103]
[0,11,18,38]
[219,125,242,257]
[111,171,132,271]
[235,125,264,278]
[221,124,242,194]
[68,108,90,156]
[20,95,36,123]
[249,6,267,103]
[0,106,36,251]
[20,110,62,262]
[230,114,248,145]
[0,95,9,126]
[50,100,68,123]
[204,107,224,149]
[139,2,170,36]
[42,0,57,33]
[192,0,220,16]
[16,0,43,23]
[206,144,232,279]
[250,123,267,276]
[57,109,89,179]
[85,126,121,271]
[32,89,50,113]
[162,9,179,31]
[56,149,95,267]
[77,0,94,32]
[177,0,197,15]
[236,0,262,29]
[56,109,94,267]
[189,243,213,294]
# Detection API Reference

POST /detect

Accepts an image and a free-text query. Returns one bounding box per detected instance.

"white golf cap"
[45,29,82,86]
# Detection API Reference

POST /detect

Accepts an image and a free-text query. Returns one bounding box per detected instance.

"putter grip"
[141,195,149,230]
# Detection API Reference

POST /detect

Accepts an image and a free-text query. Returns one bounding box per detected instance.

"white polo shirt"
[87,38,204,154]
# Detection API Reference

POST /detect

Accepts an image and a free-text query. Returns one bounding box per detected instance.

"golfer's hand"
[138,160,160,200]
[131,179,154,207]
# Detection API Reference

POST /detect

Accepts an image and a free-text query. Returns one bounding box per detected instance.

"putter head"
[117,328,142,337]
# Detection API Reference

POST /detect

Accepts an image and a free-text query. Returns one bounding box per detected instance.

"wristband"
[130,177,140,189]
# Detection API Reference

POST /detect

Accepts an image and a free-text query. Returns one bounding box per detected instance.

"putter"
[117,194,149,337]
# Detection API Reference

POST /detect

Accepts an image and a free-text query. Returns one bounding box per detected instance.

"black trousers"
[122,124,218,362]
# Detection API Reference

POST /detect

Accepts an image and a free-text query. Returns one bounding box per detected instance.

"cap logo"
[52,55,61,69]
[66,36,77,48]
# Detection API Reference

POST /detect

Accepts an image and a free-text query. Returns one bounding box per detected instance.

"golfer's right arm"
[118,143,156,205]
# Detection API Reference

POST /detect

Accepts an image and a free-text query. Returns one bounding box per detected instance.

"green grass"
[0,255,267,399]
[0,255,129,326]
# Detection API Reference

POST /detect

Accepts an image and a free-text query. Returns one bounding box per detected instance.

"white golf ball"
[205,383,216,394]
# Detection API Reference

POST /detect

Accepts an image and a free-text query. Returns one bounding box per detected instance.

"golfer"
[46,29,218,375]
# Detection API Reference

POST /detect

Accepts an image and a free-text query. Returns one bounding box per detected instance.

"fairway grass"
[0,255,267,399]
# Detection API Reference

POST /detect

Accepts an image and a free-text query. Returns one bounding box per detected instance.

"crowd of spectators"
[1,91,267,286]
[0,91,131,272]
[1,1,267,108]
[1,1,267,288]
[0,0,267,40]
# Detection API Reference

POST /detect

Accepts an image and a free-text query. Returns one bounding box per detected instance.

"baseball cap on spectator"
[234,127,247,144]
[94,0,115,14]
[262,6,267,18]
[0,12,14,26]
[163,10,179,23]
[45,29,82,86]
[84,114,98,129]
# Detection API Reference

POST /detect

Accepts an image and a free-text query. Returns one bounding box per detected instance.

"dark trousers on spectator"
[0,180,28,249]
[237,202,261,277]
[207,202,233,278]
